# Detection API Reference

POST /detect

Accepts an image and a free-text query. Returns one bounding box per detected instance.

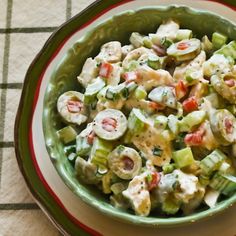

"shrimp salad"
[56,20,236,216]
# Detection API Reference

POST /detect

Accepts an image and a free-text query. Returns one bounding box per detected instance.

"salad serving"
[56,19,236,217]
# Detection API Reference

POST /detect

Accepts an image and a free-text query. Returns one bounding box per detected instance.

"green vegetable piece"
[172,147,195,168]
[89,138,114,173]
[154,115,168,130]
[148,86,177,109]
[108,146,142,180]
[75,156,100,184]
[179,111,206,132]
[64,144,76,155]
[161,37,173,48]
[129,32,144,48]
[111,182,128,195]
[210,173,236,196]
[162,163,175,174]
[134,86,147,100]
[176,29,193,41]
[167,38,201,62]
[84,77,105,105]
[212,32,227,49]
[200,149,227,175]
[143,36,153,48]
[227,105,236,115]
[162,197,180,215]
[152,147,163,156]
[167,114,179,136]
[184,69,201,85]
[76,135,91,156]
[56,126,77,144]
[214,40,236,59]
[201,35,213,53]
[126,81,138,94]
[106,83,126,100]
[67,152,77,163]
[128,108,150,134]
[199,175,210,186]
[147,55,161,70]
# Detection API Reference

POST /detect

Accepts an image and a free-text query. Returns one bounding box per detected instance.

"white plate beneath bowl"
[32,0,236,235]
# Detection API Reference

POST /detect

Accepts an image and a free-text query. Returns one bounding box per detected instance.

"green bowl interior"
[43,5,236,226]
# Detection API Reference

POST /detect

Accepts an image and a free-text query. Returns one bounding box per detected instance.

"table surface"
[0,1,94,235]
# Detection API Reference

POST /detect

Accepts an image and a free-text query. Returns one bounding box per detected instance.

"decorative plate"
[15,0,236,235]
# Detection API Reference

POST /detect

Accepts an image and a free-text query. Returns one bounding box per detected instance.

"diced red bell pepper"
[177,42,190,50]
[99,62,113,78]
[67,100,83,113]
[183,96,198,113]
[224,117,233,134]
[175,80,187,100]
[148,101,165,110]
[87,131,96,145]
[101,117,117,132]
[122,156,134,171]
[225,79,235,87]
[123,71,138,83]
[147,172,160,191]
[184,128,205,146]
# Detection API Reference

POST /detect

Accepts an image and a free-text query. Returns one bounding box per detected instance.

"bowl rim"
[15,0,236,232]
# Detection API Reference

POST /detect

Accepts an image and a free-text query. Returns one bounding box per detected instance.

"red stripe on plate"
[29,0,133,235]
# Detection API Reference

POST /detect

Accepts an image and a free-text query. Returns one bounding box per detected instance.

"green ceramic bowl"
[43,5,236,227]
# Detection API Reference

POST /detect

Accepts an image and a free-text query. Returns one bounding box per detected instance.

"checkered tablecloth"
[0,1,94,235]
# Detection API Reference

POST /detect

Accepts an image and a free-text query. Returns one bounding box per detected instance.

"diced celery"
[89,138,114,173]
[126,81,138,94]
[84,77,105,105]
[161,37,173,48]
[214,40,236,59]
[147,55,161,70]
[200,149,227,175]
[143,36,153,48]
[102,171,113,194]
[179,111,206,132]
[167,114,179,136]
[227,105,236,115]
[210,173,236,195]
[148,86,177,109]
[212,32,227,49]
[184,69,201,85]
[176,29,192,41]
[111,182,128,195]
[162,163,175,174]
[201,35,213,53]
[134,86,147,100]
[106,83,126,100]
[204,188,220,208]
[76,135,91,156]
[162,197,180,215]
[128,108,150,134]
[129,32,144,48]
[154,115,168,130]
[68,152,77,163]
[199,175,210,186]
[172,147,195,168]
[57,126,77,144]
[64,144,76,155]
